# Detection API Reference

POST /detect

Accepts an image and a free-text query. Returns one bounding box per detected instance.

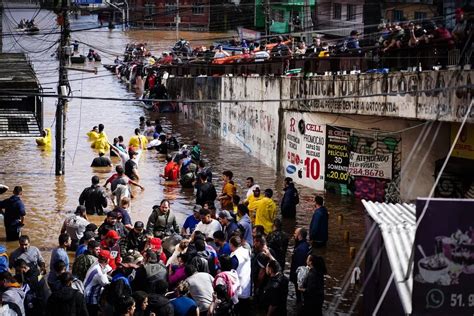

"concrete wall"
[220,78,280,167]
[165,70,472,201]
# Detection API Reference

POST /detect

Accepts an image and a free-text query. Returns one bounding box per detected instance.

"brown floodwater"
[0,9,365,314]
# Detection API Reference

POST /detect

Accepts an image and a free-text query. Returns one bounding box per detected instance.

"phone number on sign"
[450,293,474,307]
[348,168,385,178]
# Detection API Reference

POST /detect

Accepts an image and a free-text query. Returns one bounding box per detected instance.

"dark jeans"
[235,298,251,316]
[302,295,323,316]
[5,227,20,241]
[68,239,79,251]
[87,304,99,316]
[293,281,303,302]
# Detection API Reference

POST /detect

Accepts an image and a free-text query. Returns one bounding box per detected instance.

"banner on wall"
[325,126,350,184]
[412,198,474,315]
[284,113,326,191]
[348,152,393,180]
[451,123,474,160]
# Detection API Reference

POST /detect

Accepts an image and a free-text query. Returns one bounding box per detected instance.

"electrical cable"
[0,83,472,103]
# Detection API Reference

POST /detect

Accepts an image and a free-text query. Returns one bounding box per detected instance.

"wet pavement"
[0,8,365,314]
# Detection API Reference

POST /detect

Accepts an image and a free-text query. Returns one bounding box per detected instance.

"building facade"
[314,0,364,37]
[383,0,437,22]
[255,0,315,34]
[129,0,210,30]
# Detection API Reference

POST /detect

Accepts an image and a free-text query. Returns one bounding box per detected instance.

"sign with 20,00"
[325,125,350,184]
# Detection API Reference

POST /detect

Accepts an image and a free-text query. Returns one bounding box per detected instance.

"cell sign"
[284,113,326,191]
[325,125,350,184]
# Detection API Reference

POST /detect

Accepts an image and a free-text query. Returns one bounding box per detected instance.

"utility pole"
[55,0,70,175]
[264,0,270,37]
[175,0,180,41]
[0,1,3,53]
[303,0,312,43]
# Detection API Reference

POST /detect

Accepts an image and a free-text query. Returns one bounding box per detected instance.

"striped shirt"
[84,261,110,305]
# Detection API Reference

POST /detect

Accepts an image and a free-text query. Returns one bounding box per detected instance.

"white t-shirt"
[214,51,229,59]
[194,219,222,238]
[147,139,161,149]
[231,246,252,299]
[63,214,90,241]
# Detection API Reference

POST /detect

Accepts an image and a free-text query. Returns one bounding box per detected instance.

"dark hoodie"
[309,206,328,244]
[147,293,174,316]
[281,183,299,218]
[46,286,88,316]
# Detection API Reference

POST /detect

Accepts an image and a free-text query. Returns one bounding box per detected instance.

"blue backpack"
[0,245,9,273]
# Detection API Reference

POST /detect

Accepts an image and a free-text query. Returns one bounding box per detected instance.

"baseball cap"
[150,237,162,250]
[253,185,261,191]
[99,249,112,260]
[134,221,144,229]
[350,30,360,36]
[218,210,233,221]
[105,230,120,240]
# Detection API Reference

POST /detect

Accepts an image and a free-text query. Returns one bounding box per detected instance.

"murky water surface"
[0,8,365,314]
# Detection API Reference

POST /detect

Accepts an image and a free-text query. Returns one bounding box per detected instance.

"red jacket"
[164,161,179,181]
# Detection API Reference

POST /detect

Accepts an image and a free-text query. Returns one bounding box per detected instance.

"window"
[192,2,205,15]
[165,2,177,16]
[272,10,285,23]
[393,10,403,22]
[144,3,156,20]
[414,11,427,21]
[346,4,356,21]
[333,3,341,20]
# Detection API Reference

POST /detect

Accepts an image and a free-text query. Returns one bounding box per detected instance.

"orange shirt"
[221,182,235,210]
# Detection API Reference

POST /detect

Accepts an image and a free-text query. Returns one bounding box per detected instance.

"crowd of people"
[0,118,330,316]
[111,9,472,80]
[0,117,328,316]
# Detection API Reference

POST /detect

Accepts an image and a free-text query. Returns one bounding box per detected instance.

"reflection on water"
[0,9,364,314]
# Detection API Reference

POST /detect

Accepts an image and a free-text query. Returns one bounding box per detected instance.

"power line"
[0,84,471,104]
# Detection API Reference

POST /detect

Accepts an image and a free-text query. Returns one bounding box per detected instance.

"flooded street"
[0,8,365,314]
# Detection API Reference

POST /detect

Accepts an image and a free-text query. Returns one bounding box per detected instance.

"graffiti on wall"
[221,102,278,166]
[347,131,401,203]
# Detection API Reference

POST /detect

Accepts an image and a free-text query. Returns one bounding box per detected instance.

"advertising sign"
[325,125,350,184]
[284,113,326,191]
[451,123,474,160]
[412,198,474,315]
[237,27,261,41]
[348,152,392,180]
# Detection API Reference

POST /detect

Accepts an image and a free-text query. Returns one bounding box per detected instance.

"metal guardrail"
[156,46,471,77]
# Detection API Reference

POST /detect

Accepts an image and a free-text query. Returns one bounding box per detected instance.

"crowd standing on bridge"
[0,118,329,316]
